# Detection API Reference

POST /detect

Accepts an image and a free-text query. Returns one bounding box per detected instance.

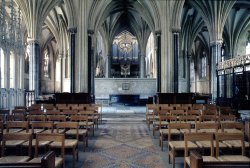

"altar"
[95,78,157,101]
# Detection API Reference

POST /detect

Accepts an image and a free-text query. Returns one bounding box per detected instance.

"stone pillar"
[88,30,94,97]
[173,30,180,93]
[210,41,222,103]
[140,54,146,78]
[58,53,64,92]
[68,27,77,93]
[156,31,161,92]
[105,55,111,78]
[0,50,1,88]
[187,54,191,92]
[27,39,40,99]
[3,50,10,89]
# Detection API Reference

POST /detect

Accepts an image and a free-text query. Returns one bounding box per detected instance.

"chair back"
[215,132,245,157]
[2,133,32,157]
[6,121,29,133]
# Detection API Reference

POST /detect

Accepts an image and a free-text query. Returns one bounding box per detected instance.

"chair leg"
[172,149,175,168]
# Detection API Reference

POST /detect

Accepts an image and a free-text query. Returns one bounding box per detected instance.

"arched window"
[43,49,49,78]
[201,51,207,78]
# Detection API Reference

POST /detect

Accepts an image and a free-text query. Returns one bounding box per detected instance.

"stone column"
[156,31,161,92]
[105,54,111,78]
[58,53,64,92]
[27,39,41,99]
[173,30,180,93]
[187,54,191,92]
[140,54,146,78]
[3,50,10,89]
[68,27,77,93]
[210,41,222,103]
[88,30,94,97]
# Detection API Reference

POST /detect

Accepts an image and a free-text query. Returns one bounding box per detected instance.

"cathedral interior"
[0,0,250,167]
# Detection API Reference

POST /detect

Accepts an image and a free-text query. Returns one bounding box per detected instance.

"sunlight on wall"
[0,49,4,87]
[246,42,250,55]
[10,52,15,88]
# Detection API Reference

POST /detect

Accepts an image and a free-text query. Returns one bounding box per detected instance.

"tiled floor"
[64,105,184,168]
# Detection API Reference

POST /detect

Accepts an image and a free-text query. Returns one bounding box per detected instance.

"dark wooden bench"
[190,150,250,168]
[0,151,55,168]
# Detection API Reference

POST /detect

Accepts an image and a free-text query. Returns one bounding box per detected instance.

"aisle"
[80,122,166,168]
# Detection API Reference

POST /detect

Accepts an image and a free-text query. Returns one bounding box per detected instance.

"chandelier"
[0,0,23,53]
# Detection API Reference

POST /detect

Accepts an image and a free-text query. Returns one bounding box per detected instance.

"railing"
[0,88,25,110]
[25,90,35,107]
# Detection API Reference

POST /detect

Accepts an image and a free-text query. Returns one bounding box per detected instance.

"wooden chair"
[21,121,54,149]
[146,104,157,130]
[192,104,204,111]
[5,121,29,134]
[195,123,227,149]
[220,122,244,133]
[184,132,218,168]
[46,110,61,115]
[0,151,55,168]
[0,133,32,163]
[29,133,65,168]
[199,115,217,123]
[215,132,250,162]
[55,122,80,167]
[168,123,198,168]
[11,109,27,116]
[170,109,185,117]
[79,110,98,129]
[220,122,249,149]
[57,121,88,151]
[47,115,66,124]
[186,109,201,116]
[27,115,46,122]
[189,150,250,168]
[28,110,44,115]
[159,115,178,151]
[71,115,94,137]
[6,114,26,121]
[43,104,55,111]
[202,109,217,116]
[218,115,236,123]
[195,123,219,133]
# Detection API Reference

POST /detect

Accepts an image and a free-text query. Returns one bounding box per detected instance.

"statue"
[121,64,130,77]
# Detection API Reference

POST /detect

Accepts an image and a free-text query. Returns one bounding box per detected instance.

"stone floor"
[64,105,184,168]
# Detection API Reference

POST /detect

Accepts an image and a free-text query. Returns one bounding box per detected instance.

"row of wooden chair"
[2,113,96,136]
[166,122,250,168]
[0,133,66,168]
[0,121,88,152]
[160,121,247,151]
[153,113,236,137]
[183,132,250,168]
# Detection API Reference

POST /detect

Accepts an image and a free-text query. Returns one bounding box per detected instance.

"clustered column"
[68,27,77,93]
[173,29,180,93]
[27,39,40,99]
[156,31,161,92]
[210,41,222,103]
[140,54,146,78]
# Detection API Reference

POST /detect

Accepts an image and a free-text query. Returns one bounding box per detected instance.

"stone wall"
[95,78,157,99]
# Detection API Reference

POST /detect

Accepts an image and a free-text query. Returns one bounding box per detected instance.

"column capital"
[68,27,77,34]
[172,28,181,34]
[210,40,223,46]
[155,30,161,36]
[27,38,39,45]
[88,29,94,36]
